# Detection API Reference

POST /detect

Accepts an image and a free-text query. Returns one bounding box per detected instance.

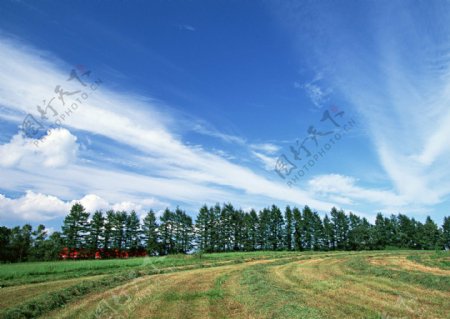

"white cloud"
[191,123,246,144]
[74,194,110,212]
[308,174,405,208]
[0,191,168,222]
[178,24,196,32]
[275,1,450,217]
[252,151,277,171]
[0,191,69,221]
[250,143,280,154]
[294,73,332,108]
[0,128,78,168]
[0,36,361,222]
[112,201,142,212]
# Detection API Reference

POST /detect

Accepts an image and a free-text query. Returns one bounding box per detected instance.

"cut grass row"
[407,251,450,270]
[0,251,306,287]
[0,252,317,318]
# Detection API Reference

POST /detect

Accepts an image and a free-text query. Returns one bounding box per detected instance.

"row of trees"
[195,204,450,252]
[1,203,449,262]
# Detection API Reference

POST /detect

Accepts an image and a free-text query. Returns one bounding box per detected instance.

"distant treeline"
[1,203,449,262]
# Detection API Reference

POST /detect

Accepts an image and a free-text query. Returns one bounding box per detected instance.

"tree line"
[1,203,449,262]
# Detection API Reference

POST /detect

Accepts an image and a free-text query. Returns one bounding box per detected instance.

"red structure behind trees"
[59,247,147,260]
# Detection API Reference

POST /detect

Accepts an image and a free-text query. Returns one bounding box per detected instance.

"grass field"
[1,251,449,318]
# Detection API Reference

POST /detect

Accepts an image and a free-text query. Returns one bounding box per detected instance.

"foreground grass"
[1,250,449,318]
[0,251,302,287]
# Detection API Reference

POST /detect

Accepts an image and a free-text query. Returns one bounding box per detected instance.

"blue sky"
[1,0,450,230]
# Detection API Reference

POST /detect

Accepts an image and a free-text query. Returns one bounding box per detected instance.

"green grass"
[238,263,324,319]
[407,250,450,269]
[0,251,305,287]
[346,256,450,291]
[1,250,449,319]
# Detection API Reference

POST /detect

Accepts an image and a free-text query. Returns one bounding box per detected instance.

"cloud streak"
[273,1,450,216]
[0,35,345,221]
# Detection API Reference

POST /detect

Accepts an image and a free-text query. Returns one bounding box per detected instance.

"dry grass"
[368,256,450,276]
[266,254,450,319]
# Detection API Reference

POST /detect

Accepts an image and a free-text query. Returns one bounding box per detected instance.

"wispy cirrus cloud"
[0,35,344,221]
[270,1,450,218]
[250,143,280,154]
[2,29,441,224]
[177,24,196,32]
[294,72,332,109]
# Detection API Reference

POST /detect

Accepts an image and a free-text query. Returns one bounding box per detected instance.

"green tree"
[88,211,104,251]
[285,206,294,251]
[0,226,12,261]
[323,214,334,250]
[103,210,114,251]
[247,209,259,251]
[160,208,174,255]
[293,207,303,251]
[62,203,89,252]
[348,213,372,250]
[172,207,193,253]
[258,208,271,250]
[126,210,141,253]
[397,214,416,249]
[196,205,209,252]
[43,231,64,260]
[29,224,47,261]
[302,206,314,250]
[442,217,450,249]
[112,211,127,251]
[7,224,33,262]
[142,210,159,255]
[420,216,440,250]
[311,211,324,251]
[331,207,349,250]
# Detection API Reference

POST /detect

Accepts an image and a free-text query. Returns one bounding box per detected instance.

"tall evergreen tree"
[43,231,64,260]
[420,216,440,250]
[302,206,314,250]
[88,211,104,251]
[348,213,373,250]
[173,207,193,253]
[285,206,294,251]
[126,210,141,253]
[248,209,259,251]
[195,205,209,252]
[142,210,159,255]
[160,208,175,255]
[397,214,416,249]
[103,210,114,251]
[181,212,194,253]
[442,217,450,249]
[30,224,47,261]
[0,226,12,261]
[323,214,334,250]
[62,203,89,252]
[258,208,271,250]
[269,205,284,250]
[293,207,303,251]
[220,204,234,251]
[330,207,349,250]
[311,211,324,251]
[113,211,127,251]
[210,204,222,252]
